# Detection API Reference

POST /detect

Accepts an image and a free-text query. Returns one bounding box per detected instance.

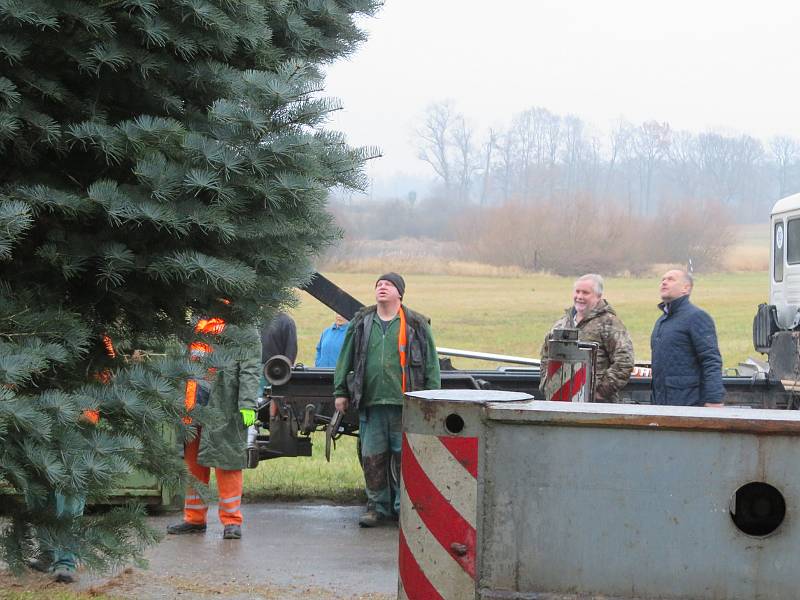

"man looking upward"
[651,269,724,407]
[333,273,440,527]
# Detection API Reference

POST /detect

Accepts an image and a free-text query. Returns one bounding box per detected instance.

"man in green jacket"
[334,273,440,527]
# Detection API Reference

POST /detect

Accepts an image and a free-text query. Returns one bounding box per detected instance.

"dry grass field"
[722,223,770,272]
[243,267,769,501]
[289,270,768,370]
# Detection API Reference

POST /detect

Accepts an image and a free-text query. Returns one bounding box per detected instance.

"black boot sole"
[166,524,207,535]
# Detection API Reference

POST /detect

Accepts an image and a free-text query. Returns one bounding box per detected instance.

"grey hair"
[678,269,694,290]
[575,273,604,296]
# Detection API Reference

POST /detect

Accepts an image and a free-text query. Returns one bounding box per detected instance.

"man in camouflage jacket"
[540,273,634,402]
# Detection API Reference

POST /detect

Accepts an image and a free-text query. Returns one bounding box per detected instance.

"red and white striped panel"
[543,359,586,402]
[399,431,478,600]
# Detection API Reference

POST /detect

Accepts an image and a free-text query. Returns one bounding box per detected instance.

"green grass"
[244,270,769,501]
[243,432,365,503]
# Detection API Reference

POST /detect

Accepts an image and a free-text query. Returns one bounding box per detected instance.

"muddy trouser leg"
[386,406,403,516]
[359,405,396,517]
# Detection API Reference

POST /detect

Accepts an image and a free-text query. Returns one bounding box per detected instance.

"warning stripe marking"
[437,435,478,478]
[547,359,561,376]
[551,364,586,401]
[398,529,444,600]
[402,433,477,580]
[405,432,477,528]
[400,433,478,529]
[400,483,475,598]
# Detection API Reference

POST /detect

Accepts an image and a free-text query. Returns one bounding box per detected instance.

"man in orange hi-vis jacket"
[167,317,261,540]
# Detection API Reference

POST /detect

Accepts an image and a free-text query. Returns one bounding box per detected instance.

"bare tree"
[561,115,584,198]
[695,132,763,211]
[631,120,671,213]
[509,107,554,200]
[560,116,602,199]
[770,135,800,197]
[492,129,518,202]
[542,111,562,199]
[696,132,734,202]
[728,135,765,217]
[604,119,634,209]
[414,102,792,223]
[509,110,533,200]
[667,130,702,199]
[479,128,497,205]
[416,101,456,194]
[451,114,480,203]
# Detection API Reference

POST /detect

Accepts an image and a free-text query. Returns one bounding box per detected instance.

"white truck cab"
[754,194,800,377]
[768,193,800,329]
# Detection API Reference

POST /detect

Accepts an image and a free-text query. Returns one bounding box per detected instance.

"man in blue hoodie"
[650,269,725,407]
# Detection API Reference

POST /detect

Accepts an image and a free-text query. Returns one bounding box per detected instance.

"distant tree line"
[328,194,733,275]
[416,100,800,222]
[325,101,786,274]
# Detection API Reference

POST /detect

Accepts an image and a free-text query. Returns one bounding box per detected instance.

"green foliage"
[0,0,379,573]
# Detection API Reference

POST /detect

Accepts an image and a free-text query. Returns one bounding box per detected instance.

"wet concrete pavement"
[78,502,398,599]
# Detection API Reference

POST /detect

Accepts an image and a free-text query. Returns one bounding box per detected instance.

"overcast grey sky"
[324,0,800,187]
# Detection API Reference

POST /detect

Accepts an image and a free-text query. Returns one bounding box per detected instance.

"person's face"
[573,279,600,315]
[375,279,401,303]
[334,314,348,326]
[659,270,691,302]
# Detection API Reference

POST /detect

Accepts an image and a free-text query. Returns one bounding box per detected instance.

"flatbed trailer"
[255,365,792,461]
[250,271,797,462]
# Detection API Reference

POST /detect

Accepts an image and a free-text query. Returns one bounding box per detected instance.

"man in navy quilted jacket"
[650,269,725,407]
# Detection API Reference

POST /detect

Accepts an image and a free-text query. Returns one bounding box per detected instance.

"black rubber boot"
[223,525,241,539]
[359,509,393,528]
[52,567,77,583]
[166,521,207,535]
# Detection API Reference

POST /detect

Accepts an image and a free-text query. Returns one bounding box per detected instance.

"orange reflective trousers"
[183,430,243,526]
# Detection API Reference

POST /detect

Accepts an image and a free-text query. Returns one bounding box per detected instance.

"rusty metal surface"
[479,405,800,599]
[401,390,532,600]
[404,391,532,438]
[486,400,800,435]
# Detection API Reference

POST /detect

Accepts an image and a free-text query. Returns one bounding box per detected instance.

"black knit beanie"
[376,272,405,299]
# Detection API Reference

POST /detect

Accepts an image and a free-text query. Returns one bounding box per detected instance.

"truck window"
[786,218,800,265]
[775,220,785,281]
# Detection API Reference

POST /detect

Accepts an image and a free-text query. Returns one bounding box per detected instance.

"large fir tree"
[0,0,379,571]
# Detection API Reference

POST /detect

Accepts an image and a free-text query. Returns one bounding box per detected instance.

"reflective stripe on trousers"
[183,431,244,526]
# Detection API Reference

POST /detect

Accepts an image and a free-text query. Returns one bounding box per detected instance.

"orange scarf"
[398,306,408,393]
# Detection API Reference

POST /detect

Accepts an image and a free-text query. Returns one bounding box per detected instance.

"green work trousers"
[359,404,402,517]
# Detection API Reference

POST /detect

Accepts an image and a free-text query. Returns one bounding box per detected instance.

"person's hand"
[240,408,256,427]
[334,397,349,412]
